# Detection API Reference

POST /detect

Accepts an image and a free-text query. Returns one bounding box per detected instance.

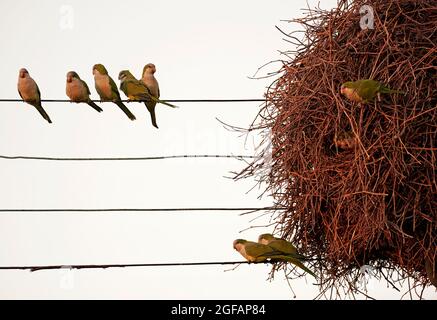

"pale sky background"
[0,0,435,299]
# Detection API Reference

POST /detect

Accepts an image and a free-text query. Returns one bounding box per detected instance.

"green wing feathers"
[81,80,91,95]
[379,85,405,94]
[109,77,121,99]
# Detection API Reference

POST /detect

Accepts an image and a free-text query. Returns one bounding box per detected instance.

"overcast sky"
[0,0,434,299]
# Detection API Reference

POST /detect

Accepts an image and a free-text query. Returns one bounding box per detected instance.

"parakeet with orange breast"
[66,71,103,113]
[17,68,52,123]
[93,64,136,120]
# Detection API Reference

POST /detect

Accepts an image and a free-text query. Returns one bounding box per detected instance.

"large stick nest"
[238,0,436,297]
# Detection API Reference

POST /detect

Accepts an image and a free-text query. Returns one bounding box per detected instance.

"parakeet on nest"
[334,131,357,150]
[340,79,404,103]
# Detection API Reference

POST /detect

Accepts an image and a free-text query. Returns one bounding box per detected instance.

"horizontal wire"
[0,99,265,103]
[0,207,283,213]
[0,261,263,272]
[0,154,257,161]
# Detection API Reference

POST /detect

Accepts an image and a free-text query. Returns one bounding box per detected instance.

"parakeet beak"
[67,75,73,83]
[340,85,346,94]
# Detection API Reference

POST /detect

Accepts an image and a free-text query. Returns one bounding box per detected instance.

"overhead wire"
[0,207,283,213]
[0,154,257,161]
[0,261,273,272]
[0,98,265,103]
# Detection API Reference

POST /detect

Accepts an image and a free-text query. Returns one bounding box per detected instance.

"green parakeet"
[119,70,177,129]
[340,79,404,103]
[258,234,316,277]
[66,71,103,113]
[118,70,158,128]
[258,234,303,258]
[92,64,136,120]
[17,68,52,123]
[233,239,289,262]
[233,239,316,278]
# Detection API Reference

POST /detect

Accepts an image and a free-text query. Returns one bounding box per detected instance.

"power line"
[0,207,282,213]
[0,261,265,272]
[0,99,265,103]
[0,154,257,162]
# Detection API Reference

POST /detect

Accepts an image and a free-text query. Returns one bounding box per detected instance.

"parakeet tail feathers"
[292,252,309,260]
[151,95,178,108]
[87,101,103,112]
[380,86,405,94]
[115,101,136,120]
[150,111,158,129]
[144,102,158,128]
[282,256,317,278]
[34,104,52,123]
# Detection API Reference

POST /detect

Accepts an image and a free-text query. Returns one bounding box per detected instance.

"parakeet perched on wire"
[141,63,160,100]
[258,234,304,258]
[66,71,103,112]
[17,68,52,123]
[92,64,136,120]
[139,64,176,110]
[233,239,290,262]
[340,79,404,103]
[258,234,315,277]
[233,239,316,278]
[118,70,158,128]
[119,71,177,129]
[141,63,161,127]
